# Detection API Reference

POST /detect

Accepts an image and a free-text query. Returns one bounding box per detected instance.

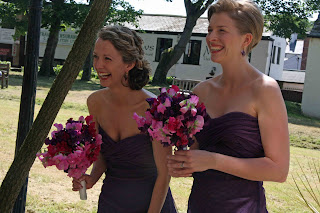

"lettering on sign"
[40,30,78,45]
[144,45,155,56]
[0,48,11,56]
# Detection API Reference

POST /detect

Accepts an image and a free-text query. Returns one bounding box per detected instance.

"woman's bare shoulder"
[254,74,281,94]
[87,88,109,111]
[193,76,220,97]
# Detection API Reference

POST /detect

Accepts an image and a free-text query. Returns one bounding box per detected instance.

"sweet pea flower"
[168,88,177,96]
[78,116,85,122]
[171,85,180,92]
[188,95,199,105]
[85,115,93,124]
[53,154,69,171]
[157,103,166,114]
[133,112,146,128]
[54,123,64,131]
[191,107,197,116]
[73,122,83,131]
[180,106,189,114]
[161,87,167,94]
[164,98,171,107]
[145,111,153,125]
[66,123,73,130]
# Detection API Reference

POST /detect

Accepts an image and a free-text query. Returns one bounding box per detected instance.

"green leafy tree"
[255,0,315,39]
[0,0,28,39]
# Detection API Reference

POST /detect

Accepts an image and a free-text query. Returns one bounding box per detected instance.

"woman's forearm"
[211,153,288,182]
[89,153,107,184]
[148,174,171,213]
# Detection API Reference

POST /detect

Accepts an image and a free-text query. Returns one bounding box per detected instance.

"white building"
[1,14,286,81]
[126,14,286,81]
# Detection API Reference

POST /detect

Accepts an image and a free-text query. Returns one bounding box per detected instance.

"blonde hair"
[98,26,151,90]
[208,0,264,54]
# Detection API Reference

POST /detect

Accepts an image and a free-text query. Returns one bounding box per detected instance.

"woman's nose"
[94,58,103,69]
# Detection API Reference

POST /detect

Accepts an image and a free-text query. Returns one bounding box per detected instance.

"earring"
[241,50,245,56]
[124,72,128,81]
[121,72,129,87]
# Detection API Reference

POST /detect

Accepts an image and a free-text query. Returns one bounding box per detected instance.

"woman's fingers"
[168,168,193,177]
[167,154,189,162]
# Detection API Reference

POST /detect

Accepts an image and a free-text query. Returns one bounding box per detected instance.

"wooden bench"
[0,64,10,89]
[172,78,201,94]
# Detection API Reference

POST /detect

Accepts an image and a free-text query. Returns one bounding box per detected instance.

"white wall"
[268,36,286,80]
[302,37,320,118]
[250,40,270,74]
[39,28,77,60]
[0,26,285,82]
[0,28,15,44]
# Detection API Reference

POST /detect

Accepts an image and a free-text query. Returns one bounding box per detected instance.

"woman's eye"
[219,29,225,32]
[104,57,111,61]
[93,55,98,59]
[208,29,212,33]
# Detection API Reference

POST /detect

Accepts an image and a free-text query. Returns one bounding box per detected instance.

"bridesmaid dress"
[98,127,177,213]
[188,112,268,213]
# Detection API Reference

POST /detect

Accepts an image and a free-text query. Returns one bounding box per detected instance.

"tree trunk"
[81,46,93,81]
[38,18,61,77]
[0,0,112,211]
[151,0,214,85]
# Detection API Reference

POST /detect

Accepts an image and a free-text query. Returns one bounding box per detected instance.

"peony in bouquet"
[133,85,208,150]
[37,115,102,200]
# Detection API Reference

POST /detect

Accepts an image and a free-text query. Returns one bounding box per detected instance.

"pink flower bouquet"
[37,115,102,200]
[133,85,208,150]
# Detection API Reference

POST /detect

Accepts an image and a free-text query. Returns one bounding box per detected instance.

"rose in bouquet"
[37,115,102,200]
[133,85,208,150]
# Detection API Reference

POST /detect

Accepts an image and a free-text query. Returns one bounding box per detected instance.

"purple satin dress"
[98,127,177,213]
[188,112,268,213]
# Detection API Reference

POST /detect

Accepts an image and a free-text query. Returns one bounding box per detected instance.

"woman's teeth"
[99,73,111,78]
[211,47,223,51]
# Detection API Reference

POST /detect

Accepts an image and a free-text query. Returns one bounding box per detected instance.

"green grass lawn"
[1,71,320,212]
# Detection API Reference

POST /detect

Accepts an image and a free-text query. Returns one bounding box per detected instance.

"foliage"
[255,0,318,39]
[292,158,320,212]
[0,1,28,39]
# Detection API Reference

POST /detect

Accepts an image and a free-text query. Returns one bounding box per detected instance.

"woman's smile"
[98,72,111,80]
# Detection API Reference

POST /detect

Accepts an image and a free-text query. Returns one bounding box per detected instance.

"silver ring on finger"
[180,161,185,168]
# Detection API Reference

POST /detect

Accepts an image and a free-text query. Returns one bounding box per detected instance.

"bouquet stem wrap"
[79,180,87,200]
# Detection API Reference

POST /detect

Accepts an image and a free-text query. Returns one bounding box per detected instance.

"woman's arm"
[148,140,173,213]
[168,80,290,182]
[73,91,108,190]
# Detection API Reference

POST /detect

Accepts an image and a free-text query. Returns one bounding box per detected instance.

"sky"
[75,0,318,21]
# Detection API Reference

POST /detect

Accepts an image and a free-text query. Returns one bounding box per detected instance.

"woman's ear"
[125,62,135,72]
[243,33,253,48]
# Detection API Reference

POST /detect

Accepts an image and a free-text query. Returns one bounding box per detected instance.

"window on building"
[155,38,173,62]
[277,47,281,65]
[272,46,276,64]
[183,40,201,65]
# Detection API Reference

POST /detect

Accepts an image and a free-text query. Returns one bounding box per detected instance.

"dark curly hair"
[98,25,151,90]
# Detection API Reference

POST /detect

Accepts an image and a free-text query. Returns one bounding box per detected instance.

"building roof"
[281,70,305,83]
[309,14,320,38]
[285,40,304,55]
[125,14,209,34]
[125,14,273,39]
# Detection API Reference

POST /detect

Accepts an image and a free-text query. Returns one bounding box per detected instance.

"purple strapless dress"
[98,127,177,213]
[188,112,268,213]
